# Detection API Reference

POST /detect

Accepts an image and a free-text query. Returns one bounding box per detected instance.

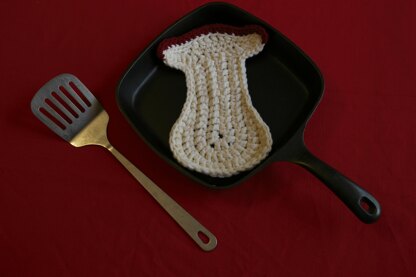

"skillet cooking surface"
[117,2,322,188]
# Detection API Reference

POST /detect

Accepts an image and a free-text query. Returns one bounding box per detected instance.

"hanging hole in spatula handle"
[294,147,381,223]
[192,228,217,251]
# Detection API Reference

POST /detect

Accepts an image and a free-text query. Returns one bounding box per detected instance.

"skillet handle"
[294,148,381,223]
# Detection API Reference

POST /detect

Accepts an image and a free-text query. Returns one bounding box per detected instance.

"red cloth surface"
[1,0,415,276]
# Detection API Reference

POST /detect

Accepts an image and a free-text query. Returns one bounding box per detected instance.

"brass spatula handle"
[107,145,217,251]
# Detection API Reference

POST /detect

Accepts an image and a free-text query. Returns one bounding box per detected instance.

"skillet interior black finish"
[117,2,381,223]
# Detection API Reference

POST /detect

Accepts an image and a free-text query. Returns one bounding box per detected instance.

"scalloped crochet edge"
[156,24,268,60]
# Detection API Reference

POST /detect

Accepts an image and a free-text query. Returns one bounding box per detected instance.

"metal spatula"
[31,73,217,251]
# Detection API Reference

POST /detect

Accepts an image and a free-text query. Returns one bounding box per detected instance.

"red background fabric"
[1,0,415,276]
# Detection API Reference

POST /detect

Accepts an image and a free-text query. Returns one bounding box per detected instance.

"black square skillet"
[117,2,381,223]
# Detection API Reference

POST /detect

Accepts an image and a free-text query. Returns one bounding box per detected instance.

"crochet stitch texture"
[158,24,273,177]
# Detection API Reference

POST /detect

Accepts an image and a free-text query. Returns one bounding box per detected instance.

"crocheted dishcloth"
[157,24,273,177]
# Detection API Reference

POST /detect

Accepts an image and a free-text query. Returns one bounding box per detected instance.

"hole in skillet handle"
[360,197,377,215]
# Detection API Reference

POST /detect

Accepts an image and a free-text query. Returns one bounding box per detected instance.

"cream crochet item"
[157,24,273,177]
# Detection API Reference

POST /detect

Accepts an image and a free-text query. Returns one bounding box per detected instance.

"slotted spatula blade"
[31,74,102,142]
[30,74,217,251]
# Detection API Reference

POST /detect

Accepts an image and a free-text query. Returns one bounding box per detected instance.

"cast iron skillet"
[116,2,381,223]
